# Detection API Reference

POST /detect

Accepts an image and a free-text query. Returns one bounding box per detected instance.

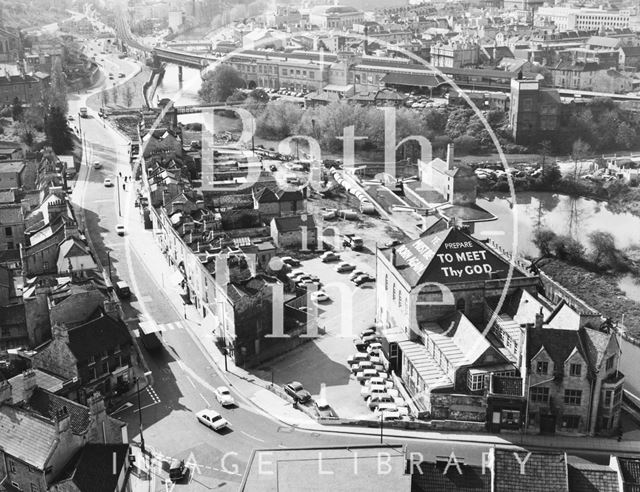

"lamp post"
[380,411,384,444]
[135,371,152,454]
[116,175,122,217]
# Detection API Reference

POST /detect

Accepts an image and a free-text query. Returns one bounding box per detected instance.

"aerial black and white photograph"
[0,0,639,490]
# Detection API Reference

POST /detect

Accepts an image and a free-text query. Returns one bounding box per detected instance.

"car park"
[196,409,229,430]
[215,386,235,407]
[284,381,311,403]
[336,262,356,273]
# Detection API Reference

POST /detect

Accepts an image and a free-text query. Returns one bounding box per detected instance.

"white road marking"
[199,393,210,406]
[133,402,159,412]
[186,376,196,388]
[110,402,133,415]
[241,431,265,443]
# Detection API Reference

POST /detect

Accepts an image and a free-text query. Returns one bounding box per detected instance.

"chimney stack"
[55,406,71,435]
[446,143,454,170]
[22,369,37,401]
[535,308,544,329]
[52,322,69,344]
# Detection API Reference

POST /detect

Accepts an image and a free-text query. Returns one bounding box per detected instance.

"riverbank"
[539,258,640,339]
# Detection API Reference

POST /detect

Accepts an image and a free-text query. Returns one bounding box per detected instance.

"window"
[43,261,48,270]
[536,361,549,374]
[398,291,402,307]
[89,366,97,380]
[564,389,582,406]
[282,68,287,75]
[562,415,580,429]
[9,460,16,473]
[385,274,388,291]
[5,227,12,236]
[614,386,623,406]
[530,386,550,403]
[603,389,612,407]
[569,363,582,377]
[102,362,109,374]
[467,371,485,391]
[88,355,95,365]
[7,242,13,249]
[392,284,396,301]
[605,355,615,371]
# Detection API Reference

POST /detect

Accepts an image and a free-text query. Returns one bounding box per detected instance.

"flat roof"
[240,445,411,491]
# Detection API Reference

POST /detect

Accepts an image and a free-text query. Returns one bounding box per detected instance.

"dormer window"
[569,363,581,377]
[536,361,548,374]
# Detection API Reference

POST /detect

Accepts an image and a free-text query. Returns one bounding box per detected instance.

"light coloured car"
[356,368,379,382]
[310,290,329,303]
[103,178,113,187]
[93,161,102,169]
[321,251,340,263]
[367,342,382,354]
[361,384,388,399]
[367,394,395,410]
[115,224,125,236]
[215,386,235,407]
[196,409,229,431]
[347,352,370,366]
[351,360,375,374]
[366,377,394,389]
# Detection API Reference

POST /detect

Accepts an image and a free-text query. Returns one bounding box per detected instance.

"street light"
[380,411,384,444]
[135,371,152,454]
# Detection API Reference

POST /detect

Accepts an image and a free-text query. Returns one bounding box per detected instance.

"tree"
[551,235,585,263]
[11,97,23,121]
[45,106,73,154]
[123,85,134,107]
[48,57,68,113]
[615,122,636,150]
[588,230,616,266]
[249,88,269,104]
[540,160,561,187]
[533,228,557,257]
[101,90,110,108]
[226,88,248,103]
[198,65,244,104]
[571,138,591,180]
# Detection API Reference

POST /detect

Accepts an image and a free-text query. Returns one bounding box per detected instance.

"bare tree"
[571,139,591,181]
[101,90,110,108]
[124,85,134,107]
[111,86,119,106]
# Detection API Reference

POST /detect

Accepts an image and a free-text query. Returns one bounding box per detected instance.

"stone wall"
[430,393,487,422]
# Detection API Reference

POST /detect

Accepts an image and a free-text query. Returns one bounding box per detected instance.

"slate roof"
[491,375,523,396]
[0,160,25,173]
[55,444,129,492]
[0,405,58,469]
[412,462,490,491]
[49,289,106,327]
[67,310,132,361]
[618,457,640,490]
[27,388,91,434]
[621,46,640,56]
[579,328,613,372]
[275,189,304,202]
[494,449,568,492]
[271,214,316,232]
[568,463,619,492]
[527,328,586,371]
[8,370,66,402]
[381,72,444,88]
[255,187,279,203]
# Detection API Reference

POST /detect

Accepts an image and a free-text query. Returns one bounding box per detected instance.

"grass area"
[539,258,640,339]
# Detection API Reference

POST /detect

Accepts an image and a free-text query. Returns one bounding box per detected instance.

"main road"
[67,55,621,490]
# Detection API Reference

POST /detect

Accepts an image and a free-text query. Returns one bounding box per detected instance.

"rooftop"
[0,404,58,469]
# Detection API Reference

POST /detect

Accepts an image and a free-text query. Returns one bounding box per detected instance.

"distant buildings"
[430,40,481,68]
[535,7,631,32]
[308,5,364,30]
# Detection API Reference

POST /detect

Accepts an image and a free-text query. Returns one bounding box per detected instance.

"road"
[67,57,625,490]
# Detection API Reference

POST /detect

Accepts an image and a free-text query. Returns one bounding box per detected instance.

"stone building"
[270,214,317,249]
[509,78,561,145]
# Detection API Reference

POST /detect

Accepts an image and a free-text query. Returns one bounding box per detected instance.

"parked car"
[360,327,376,339]
[281,256,301,267]
[365,376,394,389]
[354,274,375,286]
[196,409,229,431]
[315,398,337,418]
[361,384,389,399]
[362,333,381,345]
[104,178,113,187]
[367,394,395,410]
[321,251,340,263]
[215,386,235,407]
[349,270,366,281]
[169,459,187,482]
[270,164,278,172]
[284,381,311,403]
[336,262,356,273]
[351,360,375,374]
[356,368,379,382]
[347,352,370,366]
[310,290,329,303]
[115,224,125,236]
[367,342,382,354]
[354,340,368,352]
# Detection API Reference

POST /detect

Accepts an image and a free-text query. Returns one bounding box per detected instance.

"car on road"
[316,399,338,418]
[336,262,356,273]
[93,161,102,169]
[384,239,402,248]
[284,381,311,403]
[196,409,229,431]
[354,274,375,286]
[68,115,75,121]
[115,224,125,236]
[215,386,235,407]
[320,251,340,263]
[118,72,125,78]
[310,290,329,303]
[104,178,113,187]
[169,459,187,482]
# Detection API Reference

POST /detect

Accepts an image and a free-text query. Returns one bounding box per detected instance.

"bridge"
[165,41,213,51]
[153,47,218,69]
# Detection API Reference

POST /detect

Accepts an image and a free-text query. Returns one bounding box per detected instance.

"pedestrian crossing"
[132,321,183,337]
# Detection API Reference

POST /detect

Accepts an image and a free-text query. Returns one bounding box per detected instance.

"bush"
[551,235,585,263]
[533,228,557,257]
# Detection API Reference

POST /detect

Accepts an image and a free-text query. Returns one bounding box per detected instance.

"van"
[115,281,131,299]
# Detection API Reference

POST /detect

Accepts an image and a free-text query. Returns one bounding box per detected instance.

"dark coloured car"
[169,459,186,482]
[284,381,311,403]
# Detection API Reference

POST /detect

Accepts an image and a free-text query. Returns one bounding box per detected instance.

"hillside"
[0,0,74,29]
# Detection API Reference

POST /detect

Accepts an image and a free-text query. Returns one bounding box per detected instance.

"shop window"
[562,415,580,429]
[501,409,520,426]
